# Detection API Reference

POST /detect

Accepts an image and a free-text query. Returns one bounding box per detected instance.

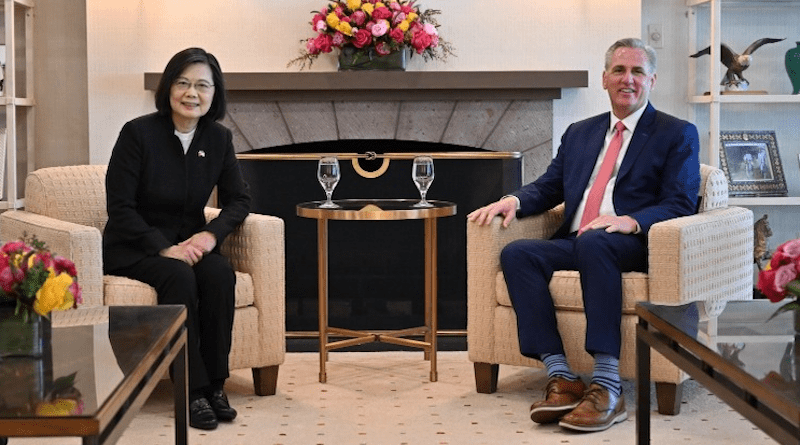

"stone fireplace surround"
[144,71,588,182]
[144,71,588,338]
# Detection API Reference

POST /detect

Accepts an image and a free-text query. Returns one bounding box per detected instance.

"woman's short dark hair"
[154,47,226,122]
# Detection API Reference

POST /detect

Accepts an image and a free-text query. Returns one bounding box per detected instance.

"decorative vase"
[0,306,51,359]
[338,46,407,71]
[786,42,800,95]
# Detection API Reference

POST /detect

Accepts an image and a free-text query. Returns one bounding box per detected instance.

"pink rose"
[371,20,388,37]
[423,23,437,35]
[314,33,334,53]
[312,13,326,29]
[389,1,401,11]
[365,21,375,32]
[392,12,406,26]
[758,268,785,302]
[408,21,422,34]
[401,5,413,14]
[352,28,373,48]
[389,27,405,43]
[410,29,432,53]
[332,32,346,47]
[372,6,392,20]
[53,256,77,277]
[774,263,798,292]
[375,41,392,56]
[351,10,367,26]
[69,282,82,305]
[0,266,15,292]
[306,39,320,55]
[780,239,800,258]
[1,241,26,255]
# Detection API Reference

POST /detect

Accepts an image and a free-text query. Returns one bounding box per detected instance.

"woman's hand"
[182,231,217,254]
[160,244,205,265]
[160,231,217,265]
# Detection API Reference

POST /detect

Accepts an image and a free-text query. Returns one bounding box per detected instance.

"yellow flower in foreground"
[33,271,74,316]
[397,20,410,32]
[361,3,374,15]
[36,399,79,416]
[407,12,418,22]
[347,0,362,10]
[336,22,353,36]
[326,12,340,29]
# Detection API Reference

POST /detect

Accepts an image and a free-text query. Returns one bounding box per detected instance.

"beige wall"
[86,0,640,164]
[35,0,90,168]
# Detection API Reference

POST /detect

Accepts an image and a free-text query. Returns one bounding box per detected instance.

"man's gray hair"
[604,38,657,74]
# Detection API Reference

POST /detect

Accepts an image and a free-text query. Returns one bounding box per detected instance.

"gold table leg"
[318,218,328,383]
[425,217,438,382]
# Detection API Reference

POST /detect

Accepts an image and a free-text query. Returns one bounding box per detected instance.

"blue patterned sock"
[540,353,579,381]
[592,353,622,397]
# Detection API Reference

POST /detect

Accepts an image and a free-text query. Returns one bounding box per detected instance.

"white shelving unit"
[687,0,800,206]
[2,0,34,210]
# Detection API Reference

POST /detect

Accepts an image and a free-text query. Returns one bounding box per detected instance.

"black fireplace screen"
[238,140,521,334]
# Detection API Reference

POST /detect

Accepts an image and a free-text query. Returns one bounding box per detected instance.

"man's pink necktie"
[579,121,626,228]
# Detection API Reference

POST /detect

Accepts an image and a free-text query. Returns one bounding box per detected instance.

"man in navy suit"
[468,38,700,432]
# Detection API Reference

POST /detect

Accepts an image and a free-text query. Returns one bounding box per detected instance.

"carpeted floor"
[11,351,777,445]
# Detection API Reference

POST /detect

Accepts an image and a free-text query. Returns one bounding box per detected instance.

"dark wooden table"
[636,300,800,444]
[298,199,456,383]
[0,305,188,445]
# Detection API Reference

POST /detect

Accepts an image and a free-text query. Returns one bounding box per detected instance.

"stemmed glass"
[317,156,341,208]
[411,156,435,208]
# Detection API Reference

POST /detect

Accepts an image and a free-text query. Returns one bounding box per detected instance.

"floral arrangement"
[757,238,800,319]
[288,0,454,70]
[0,236,82,322]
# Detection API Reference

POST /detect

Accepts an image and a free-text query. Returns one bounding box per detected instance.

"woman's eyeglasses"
[173,79,214,94]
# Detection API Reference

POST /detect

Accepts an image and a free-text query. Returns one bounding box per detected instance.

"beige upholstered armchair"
[0,165,286,396]
[467,164,753,414]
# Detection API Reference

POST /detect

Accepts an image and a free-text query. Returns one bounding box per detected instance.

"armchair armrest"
[467,204,564,361]
[0,210,104,308]
[647,206,754,309]
[205,208,286,354]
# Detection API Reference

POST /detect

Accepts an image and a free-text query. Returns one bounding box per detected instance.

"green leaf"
[766,300,800,322]
[785,280,800,296]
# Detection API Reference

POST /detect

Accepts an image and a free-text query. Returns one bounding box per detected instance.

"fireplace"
[145,70,588,342]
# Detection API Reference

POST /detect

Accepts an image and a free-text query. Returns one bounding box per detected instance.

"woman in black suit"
[103,48,250,430]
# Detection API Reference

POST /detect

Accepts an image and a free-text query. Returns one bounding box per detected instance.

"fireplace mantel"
[144,70,588,101]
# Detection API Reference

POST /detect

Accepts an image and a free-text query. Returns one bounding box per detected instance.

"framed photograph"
[718,130,787,197]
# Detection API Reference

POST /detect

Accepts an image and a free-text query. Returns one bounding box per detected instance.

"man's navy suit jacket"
[513,102,701,239]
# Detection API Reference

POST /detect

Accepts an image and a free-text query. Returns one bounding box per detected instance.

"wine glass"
[317,156,341,208]
[411,156,435,208]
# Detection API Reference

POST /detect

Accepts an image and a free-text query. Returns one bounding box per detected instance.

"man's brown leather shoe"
[558,383,627,432]
[529,377,587,424]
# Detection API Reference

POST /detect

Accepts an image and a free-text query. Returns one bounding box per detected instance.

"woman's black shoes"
[189,397,218,430]
[209,390,237,421]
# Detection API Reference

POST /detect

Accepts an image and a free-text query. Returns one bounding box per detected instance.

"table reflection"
[0,307,124,418]
[644,300,800,402]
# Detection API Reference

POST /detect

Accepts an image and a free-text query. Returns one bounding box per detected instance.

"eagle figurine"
[690,38,785,87]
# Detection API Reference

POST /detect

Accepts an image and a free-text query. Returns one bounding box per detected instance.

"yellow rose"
[33,271,74,316]
[361,3,374,15]
[347,0,362,10]
[397,20,410,32]
[406,12,417,22]
[36,399,79,416]
[336,21,353,36]
[326,12,340,29]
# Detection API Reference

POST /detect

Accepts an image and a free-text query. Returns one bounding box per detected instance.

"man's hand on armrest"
[467,196,519,228]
